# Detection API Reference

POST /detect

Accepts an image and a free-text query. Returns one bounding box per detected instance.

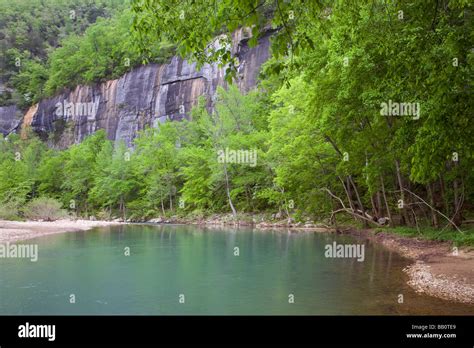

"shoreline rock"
[404,261,474,304]
[0,219,122,243]
[344,228,474,305]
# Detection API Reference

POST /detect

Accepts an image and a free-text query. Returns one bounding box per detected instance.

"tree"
[132,122,181,217]
[179,86,270,216]
[90,141,136,219]
[61,130,108,215]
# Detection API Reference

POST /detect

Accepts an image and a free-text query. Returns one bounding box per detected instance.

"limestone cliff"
[0,105,21,136]
[7,29,271,148]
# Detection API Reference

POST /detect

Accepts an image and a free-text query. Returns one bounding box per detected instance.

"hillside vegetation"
[0,1,473,244]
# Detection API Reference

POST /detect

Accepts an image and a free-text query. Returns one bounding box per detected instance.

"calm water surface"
[0,224,472,315]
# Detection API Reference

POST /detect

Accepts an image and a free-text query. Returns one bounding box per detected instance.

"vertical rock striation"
[0,105,21,136]
[17,29,272,148]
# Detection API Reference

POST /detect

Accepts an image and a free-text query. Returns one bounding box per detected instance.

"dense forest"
[0,0,173,107]
[0,0,473,244]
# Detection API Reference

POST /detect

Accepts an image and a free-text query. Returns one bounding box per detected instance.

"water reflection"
[0,225,472,315]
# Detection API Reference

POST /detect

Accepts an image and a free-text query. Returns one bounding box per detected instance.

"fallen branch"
[321,188,383,227]
[321,187,347,208]
[330,208,383,227]
[402,188,463,233]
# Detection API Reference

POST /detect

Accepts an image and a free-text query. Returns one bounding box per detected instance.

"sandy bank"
[346,229,474,305]
[248,219,474,304]
[0,219,122,243]
[167,215,474,305]
[208,216,474,304]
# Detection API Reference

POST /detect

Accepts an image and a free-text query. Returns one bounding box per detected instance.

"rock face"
[0,105,21,136]
[14,29,272,148]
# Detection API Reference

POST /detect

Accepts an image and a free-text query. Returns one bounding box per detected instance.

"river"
[0,224,471,314]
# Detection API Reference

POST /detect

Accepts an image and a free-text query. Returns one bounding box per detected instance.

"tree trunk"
[338,176,355,211]
[380,175,392,226]
[120,196,125,220]
[345,177,355,211]
[370,194,377,220]
[439,175,449,215]
[427,183,439,227]
[395,160,410,226]
[338,176,357,223]
[160,191,165,216]
[376,190,382,219]
[348,175,368,227]
[224,163,237,217]
[169,191,173,212]
[452,176,463,227]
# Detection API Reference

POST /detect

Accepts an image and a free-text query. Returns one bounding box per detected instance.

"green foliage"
[23,197,67,221]
[0,0,174,106]
[37,150,67,200]
[132,0,322,78]
[89,141,136,218]
[131,0,317,80]
[0,201,21,220]
[223,0,473,226]
[61,130,108,214]
[376,226,474,247]
[0,86,273,221]
[0,0,126,106]
[177,86,271,214]
[44,9,174,96]
[0,133,47,205]
[1,0,473,245]
[130,0,473,229]
[132,122,181,217]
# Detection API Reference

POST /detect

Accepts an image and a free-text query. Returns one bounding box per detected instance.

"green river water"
[0,224,472,315]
